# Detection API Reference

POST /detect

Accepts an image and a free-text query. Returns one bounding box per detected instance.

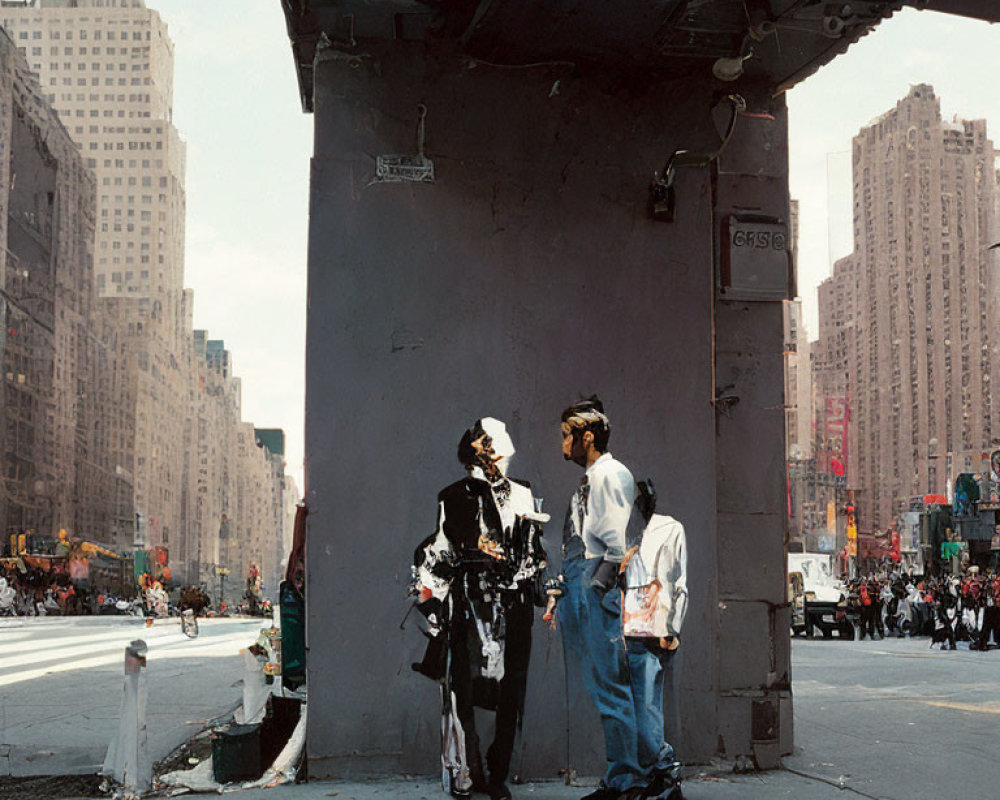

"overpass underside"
[280,0,1000,781]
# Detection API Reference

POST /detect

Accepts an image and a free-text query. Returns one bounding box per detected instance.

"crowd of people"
[1,562,273,619]
[0,565,94,616]
[846,568,1000,650]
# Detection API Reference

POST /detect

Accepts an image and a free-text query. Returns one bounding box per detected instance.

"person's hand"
[590,559,618,595]
[660,635,680,651]
[542,594,559,629]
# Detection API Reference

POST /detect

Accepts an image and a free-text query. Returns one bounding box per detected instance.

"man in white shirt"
[557,397,642,800]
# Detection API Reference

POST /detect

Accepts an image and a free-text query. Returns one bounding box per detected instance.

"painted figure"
[623,480,688,800]
[411,418,549,800]
[555,396,642,799]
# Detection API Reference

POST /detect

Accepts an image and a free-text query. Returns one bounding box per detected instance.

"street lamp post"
[215,566,229,612]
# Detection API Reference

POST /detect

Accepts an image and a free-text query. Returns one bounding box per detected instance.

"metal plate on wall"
[751,698,779,743]
[719,215,792,301]
[375,154,434,184]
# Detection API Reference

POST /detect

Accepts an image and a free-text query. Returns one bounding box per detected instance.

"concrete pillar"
[303,41,789,778]
[711,88,794,768]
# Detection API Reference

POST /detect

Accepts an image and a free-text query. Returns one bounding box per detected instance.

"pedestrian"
[411,418,549,800]
[930,591,957,651]
[858,580,876,640]
[555,396,642,800]
[978,575,1000,650]
[623,480,687,800]
[0,578,15,616]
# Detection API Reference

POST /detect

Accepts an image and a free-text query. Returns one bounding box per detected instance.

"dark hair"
[636,479,657,523]
[561,395,611,452]
[457,419,487,466]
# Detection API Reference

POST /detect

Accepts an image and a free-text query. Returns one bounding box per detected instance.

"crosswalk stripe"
[0,629,254,687]
[0,627,180,667]
[0,620,263,688]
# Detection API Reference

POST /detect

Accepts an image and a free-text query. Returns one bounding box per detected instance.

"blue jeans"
[559,556,641,791]
[626,637,677,777]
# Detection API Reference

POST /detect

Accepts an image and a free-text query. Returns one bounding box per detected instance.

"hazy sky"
[149,1,311,488]
[146,3,999,490]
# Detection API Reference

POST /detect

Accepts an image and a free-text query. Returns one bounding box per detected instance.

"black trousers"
[859,604,877,639]
[980,606,1000,649]
[448,598,533,785]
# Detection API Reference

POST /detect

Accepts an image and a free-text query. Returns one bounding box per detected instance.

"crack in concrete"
[781,763,890,800]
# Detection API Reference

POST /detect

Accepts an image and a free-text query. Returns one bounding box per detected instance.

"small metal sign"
[719,214,793,301]
[375,154,434,184]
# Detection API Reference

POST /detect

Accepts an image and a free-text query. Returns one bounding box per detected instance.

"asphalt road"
[784,635,1000,798]
[0,615,267,777]
[4,625,999,799]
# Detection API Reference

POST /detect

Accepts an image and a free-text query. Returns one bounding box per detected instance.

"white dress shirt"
[569,452,636,562]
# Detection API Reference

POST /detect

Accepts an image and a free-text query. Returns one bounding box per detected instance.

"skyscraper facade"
[814,85,1000,529]
[2,2,293,594]
[0,25,135,549]
[2,0,189,553]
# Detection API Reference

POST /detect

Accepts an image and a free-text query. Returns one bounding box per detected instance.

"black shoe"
[581,786,623,800]
[450,773,472,799]
[644,763,683,799]
[487,782,512,800]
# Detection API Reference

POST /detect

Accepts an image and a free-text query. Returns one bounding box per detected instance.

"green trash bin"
[211,723,262,783]
[279,580,305,691]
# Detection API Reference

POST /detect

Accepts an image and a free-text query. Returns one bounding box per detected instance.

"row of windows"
[97,269,151,286]
[100,176,166,189]
[64,94,136,104]
[15,28,150,43]
[62,100,154,115]
[35,45,146,56]
[42,75,151,88]
[99,194,168,205]
[102,158,166,169]
[101,234,154,245]
[98,258,157,269]
[45,60,148,72]
[95,140,157,151]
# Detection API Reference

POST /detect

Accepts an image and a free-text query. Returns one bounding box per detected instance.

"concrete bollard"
[234,646,269,725]
[101,639,151,794]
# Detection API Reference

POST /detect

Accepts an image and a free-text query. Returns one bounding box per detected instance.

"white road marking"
[0,620,262,687]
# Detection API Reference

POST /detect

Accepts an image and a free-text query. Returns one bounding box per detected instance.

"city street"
[4,628,1000,799]
[783,635,1000,798]
[0,615,265,778]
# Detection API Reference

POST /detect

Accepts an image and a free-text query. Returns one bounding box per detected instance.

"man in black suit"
[412,418,549,800]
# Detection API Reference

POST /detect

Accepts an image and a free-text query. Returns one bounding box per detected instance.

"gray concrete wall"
[711,93,794,766]
[303,43,787,779]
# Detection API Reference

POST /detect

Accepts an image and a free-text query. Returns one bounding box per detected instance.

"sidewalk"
[216,768,857,800]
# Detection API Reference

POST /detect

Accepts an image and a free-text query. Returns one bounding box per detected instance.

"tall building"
[2,0,189,553]
[254,427,289,596]
[814,85,1000,529]
[812,254,854,491]
[783,200,816,547]
[784,200,812,461]
[0,25,132,547]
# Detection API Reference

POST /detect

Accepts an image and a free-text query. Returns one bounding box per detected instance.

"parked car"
[788,552,854,639]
